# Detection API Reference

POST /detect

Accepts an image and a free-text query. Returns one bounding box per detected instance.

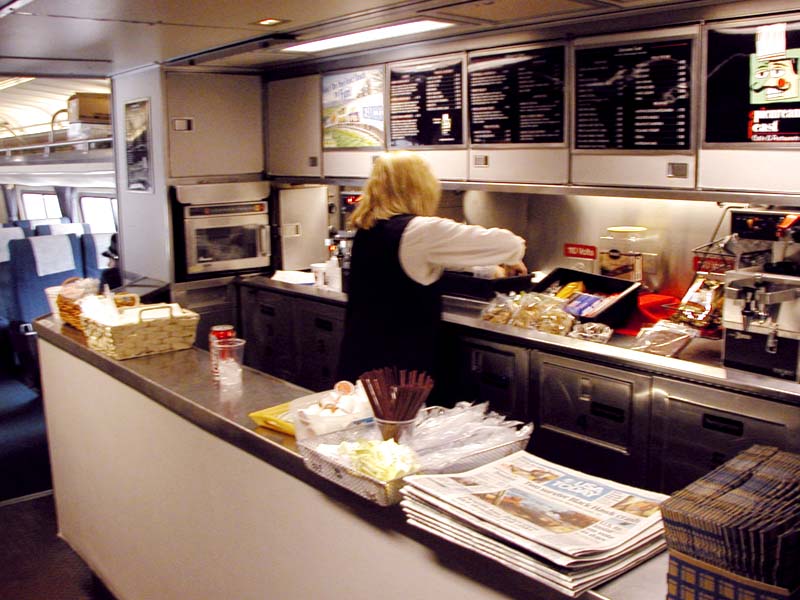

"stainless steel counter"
[33,315,668,600]
[238,275,800,406]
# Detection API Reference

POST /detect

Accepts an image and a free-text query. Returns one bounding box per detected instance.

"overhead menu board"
[322,68,385,149]
[706,21,800,144]
[468,45,565,144]
[389,56,464,147]
[574,38,692,150]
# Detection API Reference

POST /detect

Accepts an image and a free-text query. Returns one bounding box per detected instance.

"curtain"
[2,184,18,221]
[54,186,79,222]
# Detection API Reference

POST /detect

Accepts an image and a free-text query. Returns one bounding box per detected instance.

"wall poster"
[389,56,464,147]
[706,21,800,144]
[574,38,692,150]
[322,68,385,148]
[468,45,565,144]
[124,98,153,192]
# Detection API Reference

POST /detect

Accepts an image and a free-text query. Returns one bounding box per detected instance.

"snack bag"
[480,292,519,325]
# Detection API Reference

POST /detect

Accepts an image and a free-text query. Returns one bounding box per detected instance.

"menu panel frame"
[321,65,388,151]
[572,25,700,155]
[388,53,468,150]
[702,15,800,149]
[467,42,568,148]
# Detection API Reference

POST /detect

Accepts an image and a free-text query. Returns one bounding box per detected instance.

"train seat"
[80,232,114,281]
[13,217,70,236]
[0,227,26,324]
[34,222,91,236]
[8,233,84,324]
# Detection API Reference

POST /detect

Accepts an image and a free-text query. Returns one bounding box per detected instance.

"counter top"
[34,315,668,600]
[238,275,800,406]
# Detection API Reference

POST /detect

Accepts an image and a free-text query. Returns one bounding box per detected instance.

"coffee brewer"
[722,210,800,381]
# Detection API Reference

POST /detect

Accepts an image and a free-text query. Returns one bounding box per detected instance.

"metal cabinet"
[650,377,800,494]
[238,287,297,382]
[529,352,652,488]
[171,277,237,351]
[266,75,321,177]
[441,335,530,421]
[293,299,345,392]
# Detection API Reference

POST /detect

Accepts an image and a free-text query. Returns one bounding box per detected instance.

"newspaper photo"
[402,450,669,558]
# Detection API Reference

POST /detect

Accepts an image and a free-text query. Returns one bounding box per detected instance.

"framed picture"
[124,98,153,192]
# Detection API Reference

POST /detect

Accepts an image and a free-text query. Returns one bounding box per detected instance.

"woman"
[337,151,527,384]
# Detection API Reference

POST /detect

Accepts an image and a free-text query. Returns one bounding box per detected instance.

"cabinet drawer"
[650,377,800,493]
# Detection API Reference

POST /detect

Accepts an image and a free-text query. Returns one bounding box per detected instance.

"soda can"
[209,324,236,380]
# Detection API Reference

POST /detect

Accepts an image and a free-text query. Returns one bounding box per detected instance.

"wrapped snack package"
[292,380,373,439]
[568,322,614,344]
[480,292,518,325]
[630,319,698,357]
[536,302,575,336]
[511,293,562,329]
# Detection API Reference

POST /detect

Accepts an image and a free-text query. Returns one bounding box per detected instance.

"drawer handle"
[702,414,743,436]
[314,318,333,331]
[479,372,510,389]
[260,305,276,316]
[589,402,625,423]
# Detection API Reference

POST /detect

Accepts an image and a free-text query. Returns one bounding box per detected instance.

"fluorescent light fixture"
[0,0,34,19]
[258,18,283,27]
[282,19,454,53]
[0,76,34,91]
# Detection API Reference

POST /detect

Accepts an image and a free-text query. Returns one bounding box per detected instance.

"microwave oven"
[173,181,271,280]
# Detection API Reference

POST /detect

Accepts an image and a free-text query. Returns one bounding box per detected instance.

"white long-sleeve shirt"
[398,216,526,285]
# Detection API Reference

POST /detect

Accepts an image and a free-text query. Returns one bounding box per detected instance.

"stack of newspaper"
[660,444,800,592]
[400,451,669,597]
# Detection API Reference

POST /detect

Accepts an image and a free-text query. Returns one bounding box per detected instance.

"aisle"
[0,492,116,600]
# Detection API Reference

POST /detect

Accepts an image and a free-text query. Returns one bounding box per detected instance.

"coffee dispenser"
[722,210,800,381]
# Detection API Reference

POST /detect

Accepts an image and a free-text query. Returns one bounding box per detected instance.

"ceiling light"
[0,76,34,91]
[258,18,283,27]
[282,19,454,53]
[0,0,34,19]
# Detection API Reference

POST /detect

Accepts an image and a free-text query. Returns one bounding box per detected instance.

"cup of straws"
[358,367,434,443]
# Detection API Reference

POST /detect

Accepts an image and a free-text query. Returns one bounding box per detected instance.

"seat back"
[81,232,115,280]
[34,223,91,236]
[14,217,70,236]
[8,234,84,323]
[0,227,26,322]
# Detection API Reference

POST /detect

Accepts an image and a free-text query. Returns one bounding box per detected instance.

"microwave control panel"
[187,201,267,218]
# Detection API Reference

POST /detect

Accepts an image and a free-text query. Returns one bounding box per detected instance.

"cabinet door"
[293,299,344,392]
[239,287,296,381]
[530,352,651,487]
[267,76,321,177]
[650,377,800,494]
[166,72,263,177]
[443,335,529,421]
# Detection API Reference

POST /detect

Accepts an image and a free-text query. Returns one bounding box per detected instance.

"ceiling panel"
[422,0,602,24]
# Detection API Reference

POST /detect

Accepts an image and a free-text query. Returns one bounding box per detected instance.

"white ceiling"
[0,0,775,137]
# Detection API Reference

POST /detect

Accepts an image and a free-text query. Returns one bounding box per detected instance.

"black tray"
[532,268,641,328]
[439,271,534,300]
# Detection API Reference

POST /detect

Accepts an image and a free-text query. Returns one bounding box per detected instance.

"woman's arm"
[399,216,526,285]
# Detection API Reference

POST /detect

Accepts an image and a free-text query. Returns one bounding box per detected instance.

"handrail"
[2,136,113,157]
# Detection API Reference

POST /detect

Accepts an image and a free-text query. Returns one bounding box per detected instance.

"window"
[79,195,117,233]
[21,192,61,219]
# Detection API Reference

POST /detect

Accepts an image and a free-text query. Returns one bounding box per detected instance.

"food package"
[671,275,724,335]
[480,292,519,324]
[292,381,373,439]
[630,319,698,357]
[568,322,614,344]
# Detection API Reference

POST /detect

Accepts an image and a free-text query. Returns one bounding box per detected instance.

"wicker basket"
[80,303,199,360]
[56,276,139,332]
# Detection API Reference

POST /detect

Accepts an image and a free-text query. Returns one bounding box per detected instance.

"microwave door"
[186,215,270,274]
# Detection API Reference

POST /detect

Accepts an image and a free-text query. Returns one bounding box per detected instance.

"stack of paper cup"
[45,286,62,321]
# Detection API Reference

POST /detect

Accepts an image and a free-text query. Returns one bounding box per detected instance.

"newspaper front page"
[401,450,669,596]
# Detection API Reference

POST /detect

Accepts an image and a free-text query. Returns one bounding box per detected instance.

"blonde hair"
[349,151,441,230]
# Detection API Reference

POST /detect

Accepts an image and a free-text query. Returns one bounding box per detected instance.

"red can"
[209,324,236,379]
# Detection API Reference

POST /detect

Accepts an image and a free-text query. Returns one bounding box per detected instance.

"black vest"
[338,215,441,382]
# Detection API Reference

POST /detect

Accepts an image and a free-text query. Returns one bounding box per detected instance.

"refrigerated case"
[273,186,331,271]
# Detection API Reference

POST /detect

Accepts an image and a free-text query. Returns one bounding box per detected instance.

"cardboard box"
[68,93,111,124]
[668,550,799,600]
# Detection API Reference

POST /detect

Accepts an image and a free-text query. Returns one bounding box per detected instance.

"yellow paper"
[248,402,295,435]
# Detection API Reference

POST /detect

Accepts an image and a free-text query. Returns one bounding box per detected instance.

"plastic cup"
[211,338,246,386]
[45,286,62,322]
[374,417,416,444]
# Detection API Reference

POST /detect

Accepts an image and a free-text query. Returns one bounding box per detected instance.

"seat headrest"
[0,227,25,263]
[29,235,77,276]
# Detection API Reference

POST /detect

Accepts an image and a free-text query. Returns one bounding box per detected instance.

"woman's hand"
[501,261,528,277]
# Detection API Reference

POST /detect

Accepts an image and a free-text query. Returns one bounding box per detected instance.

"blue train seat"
[8,233,84,324]
[34,222,91,236]
[80,232,114,281]
[0,227,26,324]
[13,217,70,236]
